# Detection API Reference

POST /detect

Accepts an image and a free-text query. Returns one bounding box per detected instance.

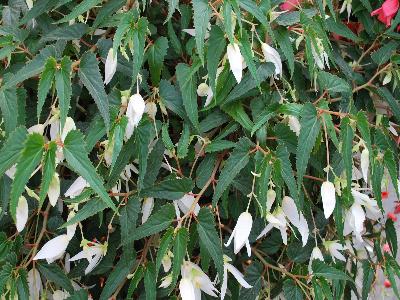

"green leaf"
[371,41,399,66]
[384,150,399,198]
[197,207,224,280]
[166,0,179,23]
[176,62,201,129]
[239,261,263,299]
[140,177,194,200]
[371,158,384,210]
[340,117,354,191]
[239,30,259,85]
[122,204,175,244]
[0,88,18,134]
[119,196,141,244]
[356,111,372,151]
[56,56,72,130]
[0,127,27,178]
[144,262,156,300]
[92,0,125,29]
[296,103,321,189]
[39,141,57,207]
[212,137,252,206]
[207,25,226,95]
[63,130,116,211]
[37,57,56,121]
[376,87,400,124]
[312,261,353,282]
[171,227,189,290]
[148,37,169,86]
[192,0,211,63]
[42,23,88,41]
[132,17,148,85]
[326,18,359,42]
[78,52,110,131]
[362,261,374,300]
[256,155,273,214]
[55,0,102,23]
[16,269,29,300]
[386,219,397,257]
[155,227,174,278]
[110,116,128,172]
[66,289,89,300]
[223,102,254,132]
[126,266,144,299]
[60,198,108,228]
[275,28,294,76]
[318,71,351,96]
[10,133,44,220]
[99,252,136,300]
[177,123,191,159]
[37,263,74,294]
[283,279,304,300]
[239,0,267,24]
[143,139,165,188]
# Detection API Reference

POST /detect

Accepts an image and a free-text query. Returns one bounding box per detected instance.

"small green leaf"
[37,263,74,294]
[140,177,194,200]
[362,261,374,300]
[61,198,108,228]
[192,0,211,63]
[119,196,141,244]
[148,37,169,86]
[126,266,144,299]
[312,261,353,282]
[386,219,398,256]
[170,227,188,291]
[277,142,299,207]
[318,71,351,96]
[340,117,354,191]
[207,25,226,95]
[376,87,400,124]
[55,0,102,24]
[56,56,72,130]
[155,227,174,278]
[39,141,57,207]
[0,87,18,134]
[0,127,27,178]
[177,123,191,159]
[37,57,56,121]
[132,17,149,85]
[283,279,304,300]
[144,262,156,300]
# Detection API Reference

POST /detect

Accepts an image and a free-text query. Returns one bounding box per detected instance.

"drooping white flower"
[324,240,346,263]
[64,176,89,198]
[266,189,276,213]
[197,83,209,97]
[52,290,70,300]
[343,202,365,242]
[261,43,282,78]
[174,193,200,218]
[308,247,324,274]
[227,43,244,84]
[161,250,173,272]
[180,261,218,299]
[288,116,301,136]
[339,0,352,20]
[225,211,253,256]
[321,181,336,219]
[27,268,42,300]
[69,240,107,275]
[60,117,76,142]
[125,93,146,139]
[360,148,369,183]
[282,196,309,246]
[311,38,329,70]
[351,189,381,220]
[104,48,118,85]
[257,208,288,244]
[48,173,60,206]
[33,234,70,262]
[221,255,252,300]
[16,195,29,232]
[141,197,154,224]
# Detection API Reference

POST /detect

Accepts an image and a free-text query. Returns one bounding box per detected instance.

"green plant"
[0,0,399,299]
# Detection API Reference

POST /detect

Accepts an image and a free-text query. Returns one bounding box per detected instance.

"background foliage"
[0,0,400,299]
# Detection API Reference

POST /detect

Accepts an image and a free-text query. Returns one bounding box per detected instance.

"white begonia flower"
[141,197,154,224]
[16,195,29,232]
[261,43,282,78]
[28,124,45,135]
[257,208,288,244]
[64,176,89,198]
[60,117,76,142]
[360,148,369,183]
[321,181,336,219]
[52,290,70,300]
[324,240,346,263]
[351,189,381,220]
[179,261,218,300]
[339,0,352,20]
[197,83,209,97]
[66,211,77,240]
[225,211,253,256]
[145,102,157,119]
[160,274,173,288]
[33,234,70,262]
[69,240,107,275]
[221,255,252,300]
[48,173,60,206]
[104,48,117,85]
[311,38,329,70]
[162,250,173,272]
[28,268,42,300]
[308,247,324,274]
[282,196,309,247]
[266,189,276,212]
[174,193,200,218]
[125,93,146,140]
[343,202,366,243]
[288,116,301,136]
[227,43,244,84]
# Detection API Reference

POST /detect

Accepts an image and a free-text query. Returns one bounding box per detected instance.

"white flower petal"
[28,268,42,300]
[66,211,77,240]
[126,93,146,128]
[360,148,369,183]
[64,176,88,198]
[28,124,44,135]
[61,117,76,142]
[232,212,252,255]
[226,263,252,289]
[256,223,273,240]
[177,194,200,216]
[221,267,228,300]
[321,181,336,219]
[288,116,301,136]
[266,189,276,212]
[104,48,117,85]
[48,173,60,206]
[34,235,70,261]
[16,196,29,232]
[282,196,309,246]
[180,278,196,300]
[261,43,282,77]
[141,197,154,224]
[227,43,243,83]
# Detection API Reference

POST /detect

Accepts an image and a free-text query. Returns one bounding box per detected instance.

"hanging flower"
[261,43,282,78]
[104,48,117,85]
[371,0,399,27]
[33,234,70,263]
[69,239,108,275]
[64,176,89,198]
[340,0,353,21]
[179,261,218,299]
[60,117,76,142]
[282,196,310,246]
[360,148,369,183]
[308,247,324,274]
[27,268,42,300]
[343,202,365,242]
[225,211,253,256]
[266,189,276,213]
[321,181,336,219]
[141,197,154,224]
[173,193,200,218]
[16,195,29,232]
[323,240,346,262]
[125,93,146,140]
[280,0,302,11]
[257,208,288,244]
[48,173,60,206]
[227,43,244,84]
[221,255,252,300]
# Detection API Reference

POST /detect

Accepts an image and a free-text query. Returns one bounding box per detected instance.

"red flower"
[387,212,398,222]
[384,279,392,288]
[280,0,302,11]
[371,0,399,27]
[382,191,389,199]
[382,243,391,253]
